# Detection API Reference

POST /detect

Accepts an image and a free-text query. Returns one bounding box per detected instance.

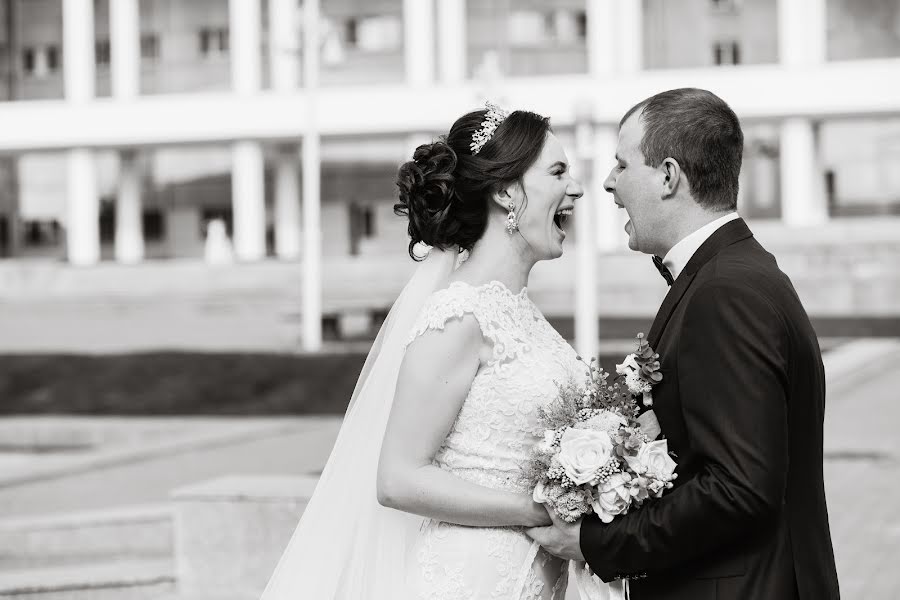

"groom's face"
[604,111,666,256]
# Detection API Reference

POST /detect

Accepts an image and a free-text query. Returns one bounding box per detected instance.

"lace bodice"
[406,280,586,494]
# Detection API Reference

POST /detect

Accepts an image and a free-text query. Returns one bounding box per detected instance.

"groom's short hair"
[621,88,743,212]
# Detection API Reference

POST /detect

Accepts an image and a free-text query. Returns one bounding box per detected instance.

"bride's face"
[508,133,584,261]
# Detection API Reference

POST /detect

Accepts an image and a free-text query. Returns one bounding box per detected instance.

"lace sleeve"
[404,283,482,349]
[404,282,529,371]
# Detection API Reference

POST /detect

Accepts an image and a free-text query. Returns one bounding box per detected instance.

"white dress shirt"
[662,212,740,281]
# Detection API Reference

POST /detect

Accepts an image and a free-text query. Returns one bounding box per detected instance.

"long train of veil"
[259,245,459,599]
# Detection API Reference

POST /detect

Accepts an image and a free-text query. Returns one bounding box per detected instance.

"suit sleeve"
[580,281,790,581]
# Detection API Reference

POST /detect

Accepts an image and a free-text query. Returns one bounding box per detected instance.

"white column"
[302,0,320,89]
[615,0,643,75]
[586,1,640,248]
[777,0,826,67]
[587,0,615,78]
[270,0,302,259]
[574,105,599,359]
[437,0,466,84]
[302,0,323,351]
[594,125,624,252]
[403,0,435,86]
[63,0,95,102]
[274,147,301,259]
[230,0,262,93]
[63,0,99,265]
[232,141,267,260]
[66,150,99,266]
[115,151,144,263]
[302,132,322,351]
[780,118,827,226]
[109,0,140,99]
[588,0,642,77]
[229,0,266,260]
[777,0,827,225]
[110,0,144,263]
[269,0,299,91]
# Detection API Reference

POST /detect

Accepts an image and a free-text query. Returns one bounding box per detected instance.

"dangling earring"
[506,201,518,235]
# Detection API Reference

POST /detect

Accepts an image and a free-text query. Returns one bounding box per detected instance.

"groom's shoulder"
[690,239,798,313]
[701,237,782,286]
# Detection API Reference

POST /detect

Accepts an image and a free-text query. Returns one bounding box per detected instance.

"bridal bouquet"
[526,334,676,524]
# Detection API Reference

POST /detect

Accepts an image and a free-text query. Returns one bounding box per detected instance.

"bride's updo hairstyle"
[394,108,551,260]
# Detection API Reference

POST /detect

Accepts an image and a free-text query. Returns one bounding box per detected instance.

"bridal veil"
[259,245,459,599]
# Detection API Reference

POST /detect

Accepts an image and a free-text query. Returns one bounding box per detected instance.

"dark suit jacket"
[580,219,839,600]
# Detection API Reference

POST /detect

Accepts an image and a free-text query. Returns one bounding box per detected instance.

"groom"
[527,88,839,599]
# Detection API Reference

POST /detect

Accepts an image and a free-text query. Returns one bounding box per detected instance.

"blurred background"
[0,0,897,598]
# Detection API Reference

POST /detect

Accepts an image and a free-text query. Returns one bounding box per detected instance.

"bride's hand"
[524,500,553,527]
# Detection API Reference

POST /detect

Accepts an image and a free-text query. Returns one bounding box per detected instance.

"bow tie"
[652,255,674,286]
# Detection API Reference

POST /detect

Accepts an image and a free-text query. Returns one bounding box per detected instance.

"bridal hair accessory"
[506,201,519,234]
[470,101,510,155]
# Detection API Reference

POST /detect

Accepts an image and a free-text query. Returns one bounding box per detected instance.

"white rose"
[556,428,614,486]
[591,472,633,523]
[625,440,677,482]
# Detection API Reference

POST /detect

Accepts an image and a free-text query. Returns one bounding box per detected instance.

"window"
[95,39,110,67]
[217,29,229,53]
[199,29,210,54]
[143,209,165,241]
[199,27,229,57]
[22,48,34,74]
[713,41,741,65]
[575,11,587,40]
[710,0,741,11]
[362,205,375,237]
[46,45,59,71]
[344,18,358,47]
[140,33,160,62]
[99,204,115,243]
[349,203,376,256]
[23,220,61,247]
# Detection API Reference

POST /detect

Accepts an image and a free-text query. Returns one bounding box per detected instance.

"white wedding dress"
[403,280,586,600]
[258,248,608,600]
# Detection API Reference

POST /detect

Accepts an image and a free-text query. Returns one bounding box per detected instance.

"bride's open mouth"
[553,207,573,235]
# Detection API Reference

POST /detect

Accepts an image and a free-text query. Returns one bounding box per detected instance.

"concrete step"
[0,504,173,570]
[0,558,174,600]
[170,475,318,599]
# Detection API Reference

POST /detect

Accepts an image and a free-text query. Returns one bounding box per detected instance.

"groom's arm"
[580,280,790,581]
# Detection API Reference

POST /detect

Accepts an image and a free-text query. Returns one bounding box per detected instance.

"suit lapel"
[647,270,696,347]
[647,218,754,348]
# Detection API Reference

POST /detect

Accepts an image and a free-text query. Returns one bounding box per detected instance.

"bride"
[260,103,588,599]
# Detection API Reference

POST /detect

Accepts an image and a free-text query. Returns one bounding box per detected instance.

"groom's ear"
[660,157,681,199]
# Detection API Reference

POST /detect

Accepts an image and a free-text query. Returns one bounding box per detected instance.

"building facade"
[0,0,897,351]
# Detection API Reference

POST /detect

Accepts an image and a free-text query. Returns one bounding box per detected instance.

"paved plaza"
[0,340,897,597]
